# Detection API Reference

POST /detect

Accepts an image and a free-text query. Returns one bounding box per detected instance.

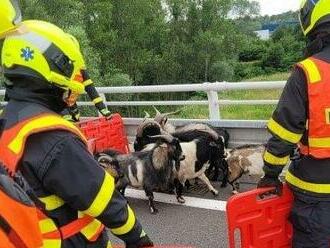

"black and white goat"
[96,134,184,214]
[173,136,225,203]
[142,134,224,203]
[152,106,230,148]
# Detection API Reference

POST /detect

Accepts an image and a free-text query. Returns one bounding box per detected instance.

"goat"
[134,119,162,151]
[142,135,221,203]
[152,106,230,148]
[175,137,222,203]
[95,134,184,214]
[226,144,265,194]
[172,130,228,186]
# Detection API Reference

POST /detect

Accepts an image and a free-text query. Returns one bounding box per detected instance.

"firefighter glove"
[126,233,154,248]
[257,175,283,196]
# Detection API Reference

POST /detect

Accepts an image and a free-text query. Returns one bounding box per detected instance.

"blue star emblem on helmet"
[21,47,34,61]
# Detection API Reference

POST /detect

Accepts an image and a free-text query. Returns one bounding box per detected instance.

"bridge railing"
[0,81,286,120]
[0,81,286,146]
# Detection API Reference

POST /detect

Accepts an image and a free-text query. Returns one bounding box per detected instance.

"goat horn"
[148,134,174,143]
[143,111,151,122]
[152,106,161,115]
[162,109,181,117]
[136,120,161,137]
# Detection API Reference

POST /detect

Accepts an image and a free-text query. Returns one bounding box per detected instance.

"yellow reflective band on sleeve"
[83,79,93,87]
[299,59,321,84]
[39,218,58,233]
[267,118,303,144]
[286,171,330,194]
[263,151,289,166]
[80,218,103,240]
[111,206,136,236]
[107,241,113,248]
[308,137,330,148]
[63,115,73,121]
[83,172,115,217]
[92,97,103,105]
[39,195,65,211]
[8,115,87,154]
[42,239,61,248]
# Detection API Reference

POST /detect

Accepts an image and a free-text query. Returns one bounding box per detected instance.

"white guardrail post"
[206,90,220,120]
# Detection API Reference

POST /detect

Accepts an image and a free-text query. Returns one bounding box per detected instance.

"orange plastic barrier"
[77,114,130,154]
[226,184,293,248]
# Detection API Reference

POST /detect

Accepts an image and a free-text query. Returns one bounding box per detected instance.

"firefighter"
[257,1,330,247]
[0,20,153,247]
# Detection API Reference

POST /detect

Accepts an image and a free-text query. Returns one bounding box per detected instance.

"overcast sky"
[253,0,300,16]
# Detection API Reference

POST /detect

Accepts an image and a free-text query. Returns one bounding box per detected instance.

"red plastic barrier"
[77,114,130,154]
[227,184,293,248]
[112,245,196,248]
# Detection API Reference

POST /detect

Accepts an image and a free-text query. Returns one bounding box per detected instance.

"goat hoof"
[220,182,227,188]
[177,196,185,204]
[212,190,219,196]
[150,208,158,214]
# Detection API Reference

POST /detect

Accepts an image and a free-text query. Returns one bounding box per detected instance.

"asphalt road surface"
[108,175,258,248]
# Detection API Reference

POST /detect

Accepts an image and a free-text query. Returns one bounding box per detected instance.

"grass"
[179,72,290,120]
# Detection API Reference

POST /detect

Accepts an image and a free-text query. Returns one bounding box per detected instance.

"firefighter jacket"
[263,45,330,198]
[0,99,145,247]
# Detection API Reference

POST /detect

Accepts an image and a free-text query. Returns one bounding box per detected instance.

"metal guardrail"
[0,81,285,119]
[0,81,285,146]
[93,81,286,120]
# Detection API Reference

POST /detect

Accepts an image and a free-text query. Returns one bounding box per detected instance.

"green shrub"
[209,61,235,82]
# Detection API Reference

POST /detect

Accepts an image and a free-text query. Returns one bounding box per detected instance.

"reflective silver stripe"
[10,31,51,53]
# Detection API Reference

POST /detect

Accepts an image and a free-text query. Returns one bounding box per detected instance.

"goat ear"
[159,143,167,148]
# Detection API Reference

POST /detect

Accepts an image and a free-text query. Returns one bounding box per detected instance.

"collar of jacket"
[4,78,67,114]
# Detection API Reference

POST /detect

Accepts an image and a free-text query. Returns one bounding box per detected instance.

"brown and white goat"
[226,144,265,194]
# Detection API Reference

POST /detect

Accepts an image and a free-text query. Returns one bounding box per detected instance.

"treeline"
[14,1,306,117]
[19,0,261,86]
[236,12,306,79]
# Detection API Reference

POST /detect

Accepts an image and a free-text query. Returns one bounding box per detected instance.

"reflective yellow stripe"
[42,239,61,248]
[309,137,330,148]
[39,218,58,233]
[84,172,115,217]
[83,79,93,87]
[80,218,103,240]
[63,114,73,121]
[286,171,330,194]
[107,241,112,248]
[263,151,289,166]
[267,118,302,144]
[9,115,86,154]
[92,97,103,104]
[111,206,136,235]
[300,59,321,84]
[39,195,65,211]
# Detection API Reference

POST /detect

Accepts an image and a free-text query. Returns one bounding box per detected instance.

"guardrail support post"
[207,90,220,120]
[99,93,107,117]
